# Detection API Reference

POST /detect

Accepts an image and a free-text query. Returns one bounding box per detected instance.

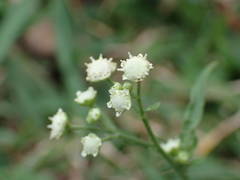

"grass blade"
[53,0,84,95]
[0,0,39,63]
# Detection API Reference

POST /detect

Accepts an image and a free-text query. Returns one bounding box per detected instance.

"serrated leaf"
[181,61,218,151]
[146,102,161,112]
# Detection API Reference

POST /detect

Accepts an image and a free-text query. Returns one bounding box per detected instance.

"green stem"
[118,133,152,147]
[69,124,113,133]
[107,78,115,85]
[102,133,151,147]
[136,82,187,180]
[102,134,120,141]
[70,124,151,147]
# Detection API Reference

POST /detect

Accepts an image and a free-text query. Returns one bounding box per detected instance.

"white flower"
[48,108,68,140]
[81,133,102,157]
[118,52,153,82]
[85,54,117,82]
[86,108,101,123]
[161,138,180,153]
[74,87,97,106]
[107,83,131,117]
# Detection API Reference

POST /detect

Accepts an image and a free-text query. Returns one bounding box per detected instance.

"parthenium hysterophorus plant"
[47,52,217,179]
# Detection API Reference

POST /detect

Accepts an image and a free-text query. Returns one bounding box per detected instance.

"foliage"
[0,0,240,179]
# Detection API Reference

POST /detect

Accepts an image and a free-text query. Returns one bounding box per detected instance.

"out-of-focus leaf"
[188,158,240,179]
[0,0,40,63]
[7,58,43,127]
[6,57,63,129]
[0,1,6,13]
[101,110,118,131]
[0,128,17,147]
[53,0,84,97]
[181,61,218,151]
[0,166,53,180]
[146,102,161,112]
[137,150,165,180]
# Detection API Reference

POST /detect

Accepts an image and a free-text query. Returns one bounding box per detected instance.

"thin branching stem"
[102,134,151,147]
[69,124,113,133]
[136,82,187,180]
[69,124,151,147]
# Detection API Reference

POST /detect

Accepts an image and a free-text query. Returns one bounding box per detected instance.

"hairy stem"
[136,82,187,180]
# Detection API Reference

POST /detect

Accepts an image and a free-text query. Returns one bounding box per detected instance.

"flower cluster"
[47,52,153,158]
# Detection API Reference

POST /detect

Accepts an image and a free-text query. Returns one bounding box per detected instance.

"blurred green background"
[1,0,240,179]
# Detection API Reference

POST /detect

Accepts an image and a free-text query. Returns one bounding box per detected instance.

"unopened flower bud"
[74,87,97,106]
[86,108,101,123]
[176,151,189,164]
[161,138,180,153]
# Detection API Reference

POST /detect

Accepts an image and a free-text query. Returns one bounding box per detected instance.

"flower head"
[81,133,102,157]
[118,52,153,82]
[74,87,97,106]
[161,138,180,153]
[85,54,117,82]
[86,108,101,123]
[107,83,131,117]
[48,108,68,140]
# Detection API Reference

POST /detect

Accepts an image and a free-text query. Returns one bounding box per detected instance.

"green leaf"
[0,0,40,63]
[146,102,161,112]
[53,0,84,95]
[0,166,53,180]
[181,61,218,151]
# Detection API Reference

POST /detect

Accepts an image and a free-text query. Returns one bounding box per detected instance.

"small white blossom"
[118,52,153,82]
[81,133,102,157]
[107,83,131,117]
[86,108,101,123]
[48,108,68,140]
[85,54,117,82]
[74,87,97,106]
[161,138,180,153]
